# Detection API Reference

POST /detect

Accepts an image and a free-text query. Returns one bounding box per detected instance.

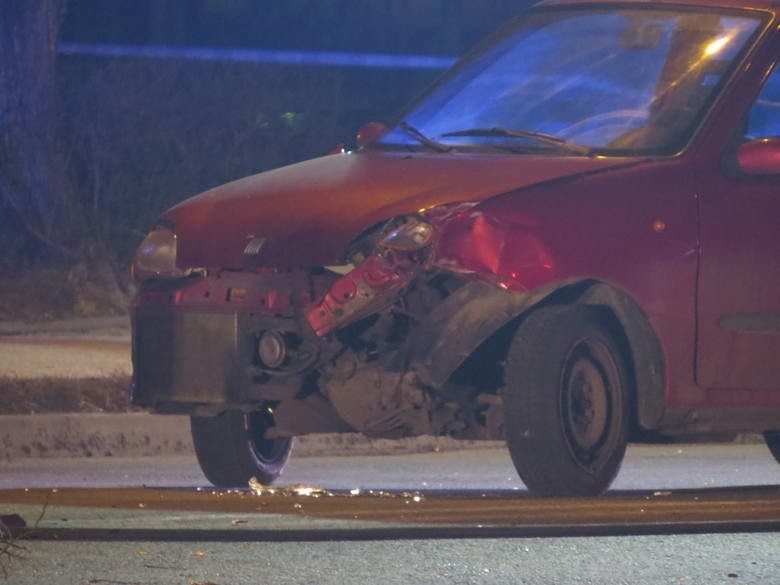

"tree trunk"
[0,0,74,266]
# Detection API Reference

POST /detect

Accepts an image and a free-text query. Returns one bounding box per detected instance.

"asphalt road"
[1,442,779,491]
[1,443,780,584]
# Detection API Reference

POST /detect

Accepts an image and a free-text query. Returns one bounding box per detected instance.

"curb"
[0,413,504,461]
[0,413,192,460]
[0,316,129,337]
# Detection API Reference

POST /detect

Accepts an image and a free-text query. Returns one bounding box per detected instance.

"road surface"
[1,443,780,584]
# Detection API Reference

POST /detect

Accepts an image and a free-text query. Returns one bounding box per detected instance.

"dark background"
[61,0,529,54]
[0,1,533,318]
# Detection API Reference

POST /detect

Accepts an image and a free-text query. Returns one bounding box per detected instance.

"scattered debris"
[248,477,330,498]
[246,476,429,507]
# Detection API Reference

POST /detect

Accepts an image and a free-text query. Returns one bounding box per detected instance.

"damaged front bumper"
[131,270,324,414]
[131,209,537,440]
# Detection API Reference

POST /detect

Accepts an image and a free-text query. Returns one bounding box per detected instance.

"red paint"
[138,0,780,418]
[431,160,704,405]
[355,122,387,148]
[737,138,780,175]
[164,153,633,270]
[305,253,416,337]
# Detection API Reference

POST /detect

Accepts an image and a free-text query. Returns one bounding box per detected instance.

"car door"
[696,57,780,391]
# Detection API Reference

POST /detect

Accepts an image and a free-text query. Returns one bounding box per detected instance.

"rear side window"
[746,63,780,138]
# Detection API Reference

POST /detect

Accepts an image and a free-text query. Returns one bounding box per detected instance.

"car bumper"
[130,273,321,413]
[131,306,244,409]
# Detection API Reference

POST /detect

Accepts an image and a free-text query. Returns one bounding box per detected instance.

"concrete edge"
[0,316,130,336]
[0,413,504,461]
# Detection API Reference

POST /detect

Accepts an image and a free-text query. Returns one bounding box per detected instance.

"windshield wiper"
[442,127,590,156]
[397,121,453,153]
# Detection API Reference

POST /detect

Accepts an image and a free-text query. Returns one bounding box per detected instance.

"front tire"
[191,409,293,487]
[503,305,630,497]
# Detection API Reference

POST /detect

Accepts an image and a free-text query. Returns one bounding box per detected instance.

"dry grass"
[0,374,134,415]
[0,264,128,323]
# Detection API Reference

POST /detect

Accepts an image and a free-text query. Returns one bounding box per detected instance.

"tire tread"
[503,304,629,497]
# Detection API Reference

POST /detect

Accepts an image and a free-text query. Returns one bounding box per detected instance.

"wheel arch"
[410,278,666,432]
[574,281,667,432]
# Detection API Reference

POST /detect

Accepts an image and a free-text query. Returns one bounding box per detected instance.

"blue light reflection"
[58,42,457,70]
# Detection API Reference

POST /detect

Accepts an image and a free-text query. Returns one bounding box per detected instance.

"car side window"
[745,63,780,139]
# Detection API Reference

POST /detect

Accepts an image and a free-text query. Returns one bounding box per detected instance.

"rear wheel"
[503,305,630,497]
[764,431,780,464]
[191,409,292,487]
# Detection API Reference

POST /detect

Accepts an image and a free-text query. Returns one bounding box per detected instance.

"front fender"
[408,278,667,432]
[407,279,565,388]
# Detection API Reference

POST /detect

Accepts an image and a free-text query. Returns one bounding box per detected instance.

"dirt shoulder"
[0,375,133,415]
[0,318,133,415]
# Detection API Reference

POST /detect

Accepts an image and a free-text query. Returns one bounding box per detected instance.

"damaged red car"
[131,0,780,496]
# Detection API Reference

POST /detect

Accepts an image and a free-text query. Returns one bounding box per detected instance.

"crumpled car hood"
[164,149,634,269]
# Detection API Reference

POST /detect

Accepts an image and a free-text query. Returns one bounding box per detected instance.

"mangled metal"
[132,203,529,441]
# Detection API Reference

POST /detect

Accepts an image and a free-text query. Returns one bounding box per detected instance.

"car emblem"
[243,236,266,255]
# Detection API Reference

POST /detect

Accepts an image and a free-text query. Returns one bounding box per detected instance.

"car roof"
[535,0,779,12]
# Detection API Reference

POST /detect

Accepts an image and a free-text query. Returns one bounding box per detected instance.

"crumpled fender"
[404,279,562,388]
[405,278,667,431]
[430,208,555,292]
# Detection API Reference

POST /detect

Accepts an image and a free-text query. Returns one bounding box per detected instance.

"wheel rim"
[244,410,290,465]
[560,338,619,471]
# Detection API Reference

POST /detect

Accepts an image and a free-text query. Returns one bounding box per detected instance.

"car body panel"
[431,159,702,406]
[164,151,635,270]
[684,29,780,399]
[697,162,780,395]
[696,117,780,399]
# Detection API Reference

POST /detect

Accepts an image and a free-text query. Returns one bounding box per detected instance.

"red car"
[131,0,780,496]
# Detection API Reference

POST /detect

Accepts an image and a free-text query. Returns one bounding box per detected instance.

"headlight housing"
[379,216,435,251]
[131,225,187,282]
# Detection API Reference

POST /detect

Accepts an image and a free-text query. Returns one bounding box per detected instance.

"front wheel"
[503,305,630,497]
[191,409,293,487]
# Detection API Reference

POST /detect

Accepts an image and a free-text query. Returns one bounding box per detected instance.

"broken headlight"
[131,225,187,281]
[379,216,435,251]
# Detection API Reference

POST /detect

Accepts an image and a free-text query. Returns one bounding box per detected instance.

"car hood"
[164,149,635,269]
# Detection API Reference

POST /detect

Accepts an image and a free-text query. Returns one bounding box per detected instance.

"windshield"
[379,6,763,156]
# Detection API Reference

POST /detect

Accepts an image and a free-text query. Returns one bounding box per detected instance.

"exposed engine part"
[266,393,354,438]
[250,329,319,377]
[474,393,505,440]
[257,330,287,368]
[321,350,439,438]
